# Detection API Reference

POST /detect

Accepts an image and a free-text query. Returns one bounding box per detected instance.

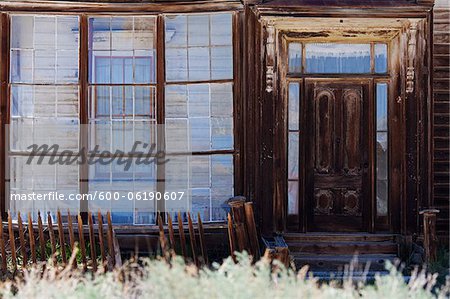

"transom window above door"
[288,42,388,74]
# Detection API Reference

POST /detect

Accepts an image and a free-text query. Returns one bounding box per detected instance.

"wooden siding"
[433,1,450,242]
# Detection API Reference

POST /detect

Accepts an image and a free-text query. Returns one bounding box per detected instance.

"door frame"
[260,15,431,235]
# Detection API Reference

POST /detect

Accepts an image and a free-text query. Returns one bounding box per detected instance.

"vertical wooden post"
[157,212,168,259]
[17,212,27,267]
[88,211,97,272]
[27,213,36,264]
[0,215,7,272]
[8,211,16,271]
[244,202,260,260]
[228,197,249,252]
[67,210,75,251]
[197,212,208,265]
[106,211,115,267]
[56,209,67,265]
[167,213,176,253]
[420,209,440,263]
[187,212,198,266]
[97,210,106,269]
[37,211,46,262]
[227,213,236,262]
[47,212,57,265]
[77,213,87,271]
[177,212,188,260]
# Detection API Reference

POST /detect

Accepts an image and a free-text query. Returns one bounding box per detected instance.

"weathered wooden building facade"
[0,0,448,264]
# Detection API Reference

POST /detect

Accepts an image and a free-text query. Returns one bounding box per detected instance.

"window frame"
[1,10,242,225]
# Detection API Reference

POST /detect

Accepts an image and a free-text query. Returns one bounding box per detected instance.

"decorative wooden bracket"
[406,22,418,94]
[265,21,275,93]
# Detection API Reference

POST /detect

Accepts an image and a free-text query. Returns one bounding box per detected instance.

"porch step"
[285,233,400,273]
[291,253,398,272]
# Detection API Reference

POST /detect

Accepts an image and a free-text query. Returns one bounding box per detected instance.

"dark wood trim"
[0,1,243,13]
[233,11,244,196]
[79,15,89,217]
[0,14,9,218]
[156,15,165,215]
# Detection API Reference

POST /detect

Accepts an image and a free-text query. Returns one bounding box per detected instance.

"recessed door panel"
[306,80,370,232]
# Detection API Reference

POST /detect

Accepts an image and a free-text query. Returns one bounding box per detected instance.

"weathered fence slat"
[167,213,176,253]
[57,209,67,264]
[177,211,188,260]
[77,214,87,271]
[227,213,236,261]
[187,212,198,266]
[17,212,27,267]
[244,202,260,260]
[88,212,97,272]
[157,213,169,259]
[0,215,7,272]
[67,210,76,269]
[8,212,17,270]
[47,212,57,265]
[229,199,249,252]
[37,211,46,262]
[197,212,208,265]
[106,211,115,267]
[97,210,107,269]
[27,212,37,264]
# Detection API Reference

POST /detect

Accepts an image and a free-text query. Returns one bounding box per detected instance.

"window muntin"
[9,15,80,219]
[287,42,388,75]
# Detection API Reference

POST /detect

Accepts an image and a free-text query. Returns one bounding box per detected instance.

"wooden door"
[305,80,372,232]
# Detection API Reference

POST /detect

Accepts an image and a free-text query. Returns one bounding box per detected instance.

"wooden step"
[284,233,397,243]
[287,241,398,255]
[292,253,398,272]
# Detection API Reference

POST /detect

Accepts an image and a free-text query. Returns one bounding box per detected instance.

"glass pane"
[111,17,133,50]
[11,15,34,49]
[188,84,209,117]
[165,48,188,82]
[211,46,233,80]
[165,15,187,48]
[288,82,300,131]
[211,154,233,221]
[212,117,233,150]
[288,132,299,180]
[188,47,210,81]
[165,85,188,118]
[288,181,299,215]
[188,15,209,47]
[376,131,388,217]
[211,13,232,46]
[211,83,233,117]
[376,83,388,131]
[288,43,302,73]
[375,43,388,74]
[190,118,210,151]
[305,43,371,73]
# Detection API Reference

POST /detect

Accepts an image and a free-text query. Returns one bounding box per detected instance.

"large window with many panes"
[8,12,236,224]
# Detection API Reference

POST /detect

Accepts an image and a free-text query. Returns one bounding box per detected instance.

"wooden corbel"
[406,22,418,94]
[265,21,275,93]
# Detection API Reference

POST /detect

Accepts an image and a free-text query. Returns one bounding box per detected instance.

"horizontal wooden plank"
[434,102,450,112]
[433,138,450,150]
[433,127,450,138]
[434,33,450,44]
[434,92,450,102]
[434,56,450,66]
[433,44,450,55]
[433,68,450,79]
[434,10,450,22]
[434,23,450,31]
[287,241,398,255]
[434,80,450,90]
[434,114,450,125]
[434,184,450,194]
